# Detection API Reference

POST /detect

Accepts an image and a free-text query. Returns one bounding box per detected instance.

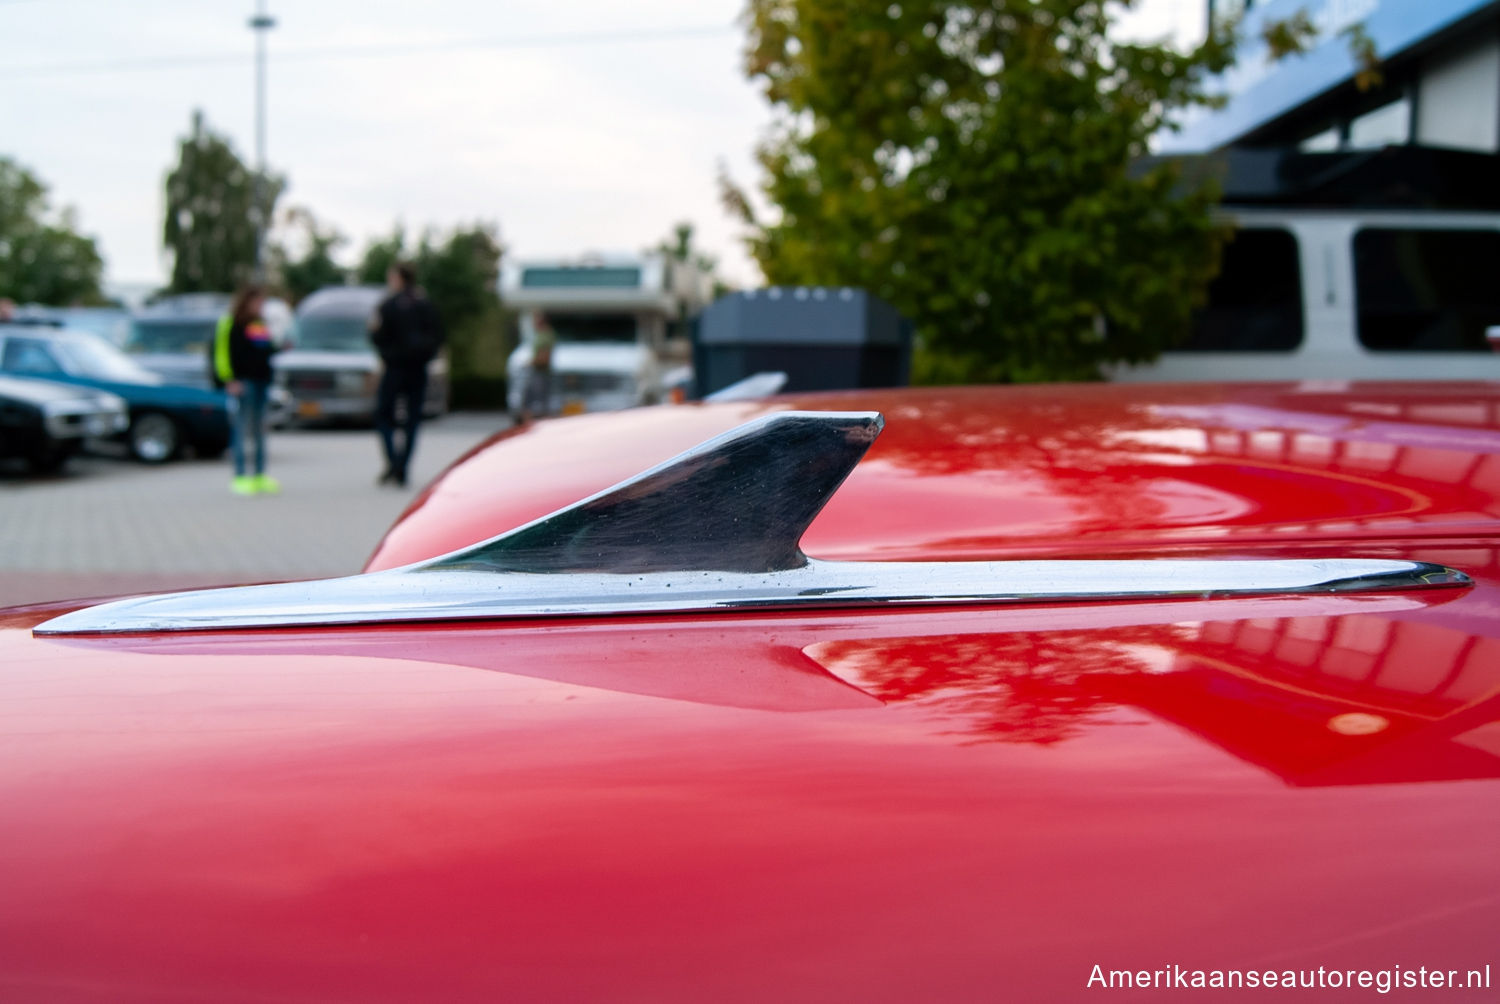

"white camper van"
[1111,148,1500,383]
[502,254,709,416]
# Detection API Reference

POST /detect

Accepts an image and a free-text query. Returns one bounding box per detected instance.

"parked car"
[0,373,127,472]
[5,382,1499,999]
[122,293,232,388]
[0,324,231,462]
[10,304,131,346]
[1112,149,1500,383]
[276,286,449,424]
[125,294,294,427]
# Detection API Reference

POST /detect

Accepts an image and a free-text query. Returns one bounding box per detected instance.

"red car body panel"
[369,383,1500,569]
[3,382,1499,1000]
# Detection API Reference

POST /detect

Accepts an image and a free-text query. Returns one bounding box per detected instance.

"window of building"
[1299,127,1342,152]
[1354,228,1500,352]
[522,267,642,289]
[1347,97,1411,148]
[1171,228,1304,352]
[549,313,638,343]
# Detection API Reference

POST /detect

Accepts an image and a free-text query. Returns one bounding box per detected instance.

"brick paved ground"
[0,413,510,606]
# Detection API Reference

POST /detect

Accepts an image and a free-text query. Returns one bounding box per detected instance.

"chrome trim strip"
[34,557,1470,635]
[34,411,1472,636]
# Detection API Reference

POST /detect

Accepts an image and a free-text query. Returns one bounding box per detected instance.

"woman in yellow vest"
[213,284,281,495]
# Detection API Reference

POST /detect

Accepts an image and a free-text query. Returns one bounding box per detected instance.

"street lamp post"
[249,1,276,282]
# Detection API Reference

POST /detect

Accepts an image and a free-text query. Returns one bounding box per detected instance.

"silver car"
[277,286,449,424]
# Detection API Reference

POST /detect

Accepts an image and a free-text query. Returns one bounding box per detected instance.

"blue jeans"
[375,366,428,481]
[230,380,270,477]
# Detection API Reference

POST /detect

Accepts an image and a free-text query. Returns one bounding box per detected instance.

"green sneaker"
[253,474,281,495]
[231,475,257,495]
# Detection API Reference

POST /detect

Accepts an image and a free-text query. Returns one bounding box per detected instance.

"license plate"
[561,400,586,416]
[297,401,322,418]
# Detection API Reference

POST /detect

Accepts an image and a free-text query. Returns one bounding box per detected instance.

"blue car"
[11,304,132,346]
[0,324,230,462]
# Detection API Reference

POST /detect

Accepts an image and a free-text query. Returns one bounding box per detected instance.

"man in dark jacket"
[369,262,444,487]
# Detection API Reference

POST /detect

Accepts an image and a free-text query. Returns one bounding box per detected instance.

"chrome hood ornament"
[35,410,1470,635]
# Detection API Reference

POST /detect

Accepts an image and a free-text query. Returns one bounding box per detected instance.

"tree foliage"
[0,158,105,305]
[657,220,732,299]
[271,206,348,304]
[732,0,1240,382]
[355,226,408,288]
[658,221,720,274]
[1258,10,1382,92]
[163,110,284,294]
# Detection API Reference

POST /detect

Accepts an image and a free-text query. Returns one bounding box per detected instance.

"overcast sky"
[4,0,1201,293]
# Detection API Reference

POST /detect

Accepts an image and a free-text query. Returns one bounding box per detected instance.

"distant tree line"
[0,157,107,306]
[153,109,509,400]
[0,112,510,404]
[0,109,724,409]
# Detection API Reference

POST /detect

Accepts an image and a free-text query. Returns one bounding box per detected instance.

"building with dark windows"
[1106,185,1500,382]
[1106,1,1500,382]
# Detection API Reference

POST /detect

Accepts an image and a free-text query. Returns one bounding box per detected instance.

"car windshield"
[127,319,217,354]
[552,313,638,344]
[55,309,131,346]
[55,334,162,383]
[295,316,372,352]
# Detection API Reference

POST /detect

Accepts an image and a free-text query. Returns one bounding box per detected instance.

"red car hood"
[3,382,1498,1001]
[369,382,1500,568]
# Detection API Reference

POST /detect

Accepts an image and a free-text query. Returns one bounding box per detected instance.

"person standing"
[212,284,280,495]
[370,262,444,487]
[518,311,556,424]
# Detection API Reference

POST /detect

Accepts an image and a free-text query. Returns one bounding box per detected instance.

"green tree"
[0,158,105,305]
[1259,10,1381,91]
[271,206,348,304]
[658,221,719,273]
[418,224,504,339]
[355,225,408,287]
[730,0,1239,382]
[163,110,284,294]
[656,220,732,298]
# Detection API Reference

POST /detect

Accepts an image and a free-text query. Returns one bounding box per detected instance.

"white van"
[1109,208,1500,382]
[276,286,449,424]
[502,254,709,416]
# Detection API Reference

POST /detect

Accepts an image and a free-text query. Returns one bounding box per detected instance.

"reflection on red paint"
[808,600,1500,787]
[4,580,1500,999]
[368,383,1500,569]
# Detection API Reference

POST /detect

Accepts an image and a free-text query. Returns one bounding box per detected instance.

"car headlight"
[101,398,129,434]
[337,371,370,394]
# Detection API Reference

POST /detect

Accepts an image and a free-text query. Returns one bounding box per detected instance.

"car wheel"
[129,412,181,463]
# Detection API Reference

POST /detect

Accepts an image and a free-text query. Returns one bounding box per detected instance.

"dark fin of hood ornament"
[32,409,1471,636]
[429,410,883,575]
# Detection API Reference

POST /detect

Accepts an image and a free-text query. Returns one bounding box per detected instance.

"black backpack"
[408,297,444,364]
[378,293,444,366]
